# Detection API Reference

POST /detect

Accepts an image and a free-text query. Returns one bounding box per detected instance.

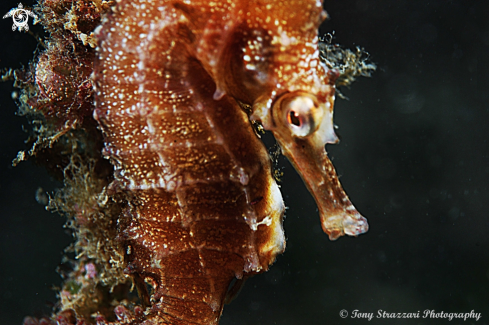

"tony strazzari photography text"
[348,309,481,322]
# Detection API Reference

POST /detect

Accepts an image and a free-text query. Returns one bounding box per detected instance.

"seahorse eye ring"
[273,92,324,138]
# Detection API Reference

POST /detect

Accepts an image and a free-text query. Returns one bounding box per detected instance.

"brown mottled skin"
[93,0,367,324]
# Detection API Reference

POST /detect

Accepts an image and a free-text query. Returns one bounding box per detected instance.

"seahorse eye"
[280,93,323,138]
[287,110,301,126]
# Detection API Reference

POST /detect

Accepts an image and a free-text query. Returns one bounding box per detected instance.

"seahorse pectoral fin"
[277,134,368,240]
[224,276,249,305]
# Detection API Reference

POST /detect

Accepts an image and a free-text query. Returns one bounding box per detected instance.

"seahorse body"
[93,0,367,324]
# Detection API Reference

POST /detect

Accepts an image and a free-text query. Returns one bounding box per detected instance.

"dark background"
[1,0,488,324]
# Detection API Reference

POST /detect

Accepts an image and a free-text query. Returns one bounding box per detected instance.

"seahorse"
[92,0,368,324]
